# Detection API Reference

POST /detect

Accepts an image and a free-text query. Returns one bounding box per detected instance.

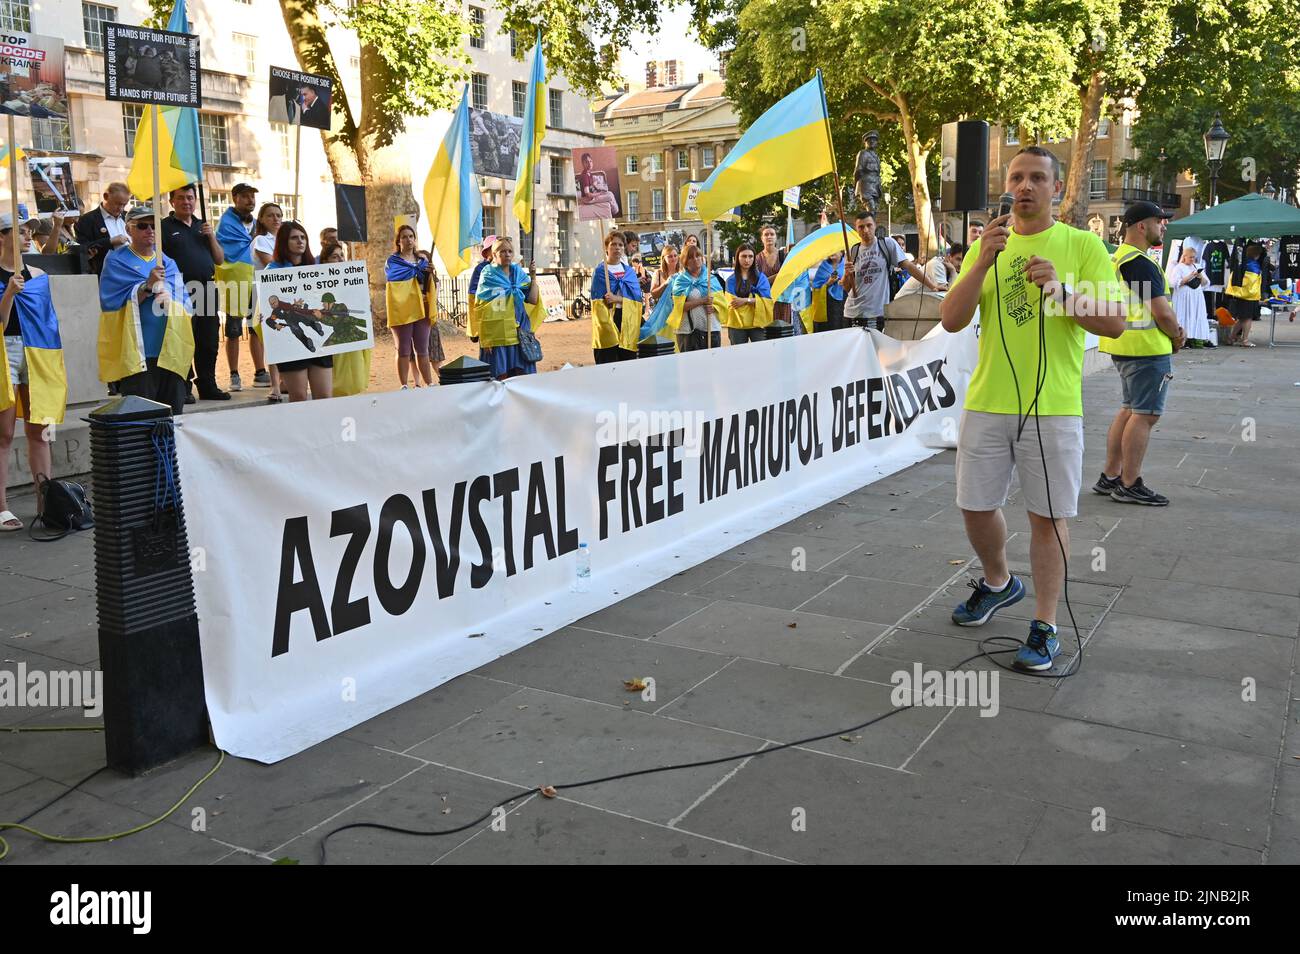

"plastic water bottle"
[574,542,590,592]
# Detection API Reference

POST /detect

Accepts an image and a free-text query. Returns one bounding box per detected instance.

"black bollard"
[89,395,208,775]
[638,334,676,358]
[439,354,493,385]
[765,321,794,340]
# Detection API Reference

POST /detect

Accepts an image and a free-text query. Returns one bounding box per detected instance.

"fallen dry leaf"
[787,622,797,629]
[467,632,485,638]
[540,785,558,798]
[838,735,855,743]
[624,678,648,692]
[949,560,964,565]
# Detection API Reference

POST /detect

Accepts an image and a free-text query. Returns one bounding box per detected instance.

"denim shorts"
[4,335,26,387]
[1113,354,1173,415]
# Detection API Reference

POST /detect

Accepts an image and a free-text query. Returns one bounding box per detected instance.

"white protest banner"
[255,261,373,365]
[783,185,801,209]
[177,327,977,762]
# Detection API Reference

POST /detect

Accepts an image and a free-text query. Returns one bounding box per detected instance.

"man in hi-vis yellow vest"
[1095,201,1185,507]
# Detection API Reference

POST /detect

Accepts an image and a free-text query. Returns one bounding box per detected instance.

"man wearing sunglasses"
[97,207,194,413]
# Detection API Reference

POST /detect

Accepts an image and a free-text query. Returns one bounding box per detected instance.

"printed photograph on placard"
[468,109,522,180]
[0,32,68,118]
[28,157,78,213]
[268,66,332,129]
[572,146,621,222]
[103,24,201,107]
[256,262,374,364]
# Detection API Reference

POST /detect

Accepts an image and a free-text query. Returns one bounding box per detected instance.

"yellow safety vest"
[1100,244,1172,357]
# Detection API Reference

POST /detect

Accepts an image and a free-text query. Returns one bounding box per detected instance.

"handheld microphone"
[997,192,1014,222]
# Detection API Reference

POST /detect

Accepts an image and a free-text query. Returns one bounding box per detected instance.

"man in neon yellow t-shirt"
[939,146,1127,671]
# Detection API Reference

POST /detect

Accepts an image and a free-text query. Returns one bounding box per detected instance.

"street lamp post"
[1262,177,1277,201]
[1157,147,1168,208]
[1203,112,1230,207]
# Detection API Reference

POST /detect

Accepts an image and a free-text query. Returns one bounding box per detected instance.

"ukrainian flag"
[0,143,26,163]
[127,0,202,201]
[0,274,66,425]
[513,34,546,234]
[214,207,255,319]
[694,73,835,224]
[424,87,484,277]
[770,222,860,300]
[97,247,194,383]
[640,269,725,341]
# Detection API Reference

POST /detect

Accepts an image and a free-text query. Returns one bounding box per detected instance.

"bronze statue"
[853,131,882,212]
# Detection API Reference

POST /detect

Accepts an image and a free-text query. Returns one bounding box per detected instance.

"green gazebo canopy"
[1164,193,1300,240]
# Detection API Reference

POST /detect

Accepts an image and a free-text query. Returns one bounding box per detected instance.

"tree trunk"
[1058,71,1106,228]
[896,99,935,256]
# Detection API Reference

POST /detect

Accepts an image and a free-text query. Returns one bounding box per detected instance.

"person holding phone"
[1169,244,1212,347]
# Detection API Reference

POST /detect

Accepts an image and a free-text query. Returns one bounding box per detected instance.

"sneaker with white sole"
[1110,477,1170,506]
[951,575,1026,627]
[1092,472,1121,496]
[253,369,271,387]
[1014,620,1061,671]
[229,372,242,392]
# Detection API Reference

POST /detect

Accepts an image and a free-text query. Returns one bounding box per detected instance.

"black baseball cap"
[232,182,259,197]
[1122,200,1166,227]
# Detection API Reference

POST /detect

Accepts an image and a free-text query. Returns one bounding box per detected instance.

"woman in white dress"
[1169,244,1214,347]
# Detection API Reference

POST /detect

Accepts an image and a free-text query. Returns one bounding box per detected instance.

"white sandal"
[0,509,23,532]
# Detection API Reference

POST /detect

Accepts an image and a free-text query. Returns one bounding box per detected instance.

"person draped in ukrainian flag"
[476,236,541,379]
[98,207,194,415]
[722,243,774,345]
[590,230,644,363]
[0,208,65,531]
[465,235,496,342]
[214,184,267,393]
[809,253,846,332]
[641,242,724,351]
[385,225,437,388]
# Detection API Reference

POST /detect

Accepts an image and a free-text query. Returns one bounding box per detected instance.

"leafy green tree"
[1128,0,1300,206]
[713,0,1079,253]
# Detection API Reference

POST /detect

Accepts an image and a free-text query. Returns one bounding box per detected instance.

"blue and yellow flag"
[214,207,255,318]
[589,262,644,351]
[476,262,546,347]
[695,72,835,223]
[127,0,202,201]
[97,247,194,383]
[424,87,484,277]
[513,34,546,234]
[771,222,860,300]
[0,274,66,425]
[641,269,724,341]
[0,143,26,163]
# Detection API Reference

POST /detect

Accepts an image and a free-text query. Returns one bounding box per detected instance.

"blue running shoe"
[1014,620,1061,671]
[951,575,1025,626]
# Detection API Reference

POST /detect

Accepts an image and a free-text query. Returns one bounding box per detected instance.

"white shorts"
[4,335,26,387]
[956,410,1084,518]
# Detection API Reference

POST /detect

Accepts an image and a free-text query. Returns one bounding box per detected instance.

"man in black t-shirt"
[162,184,230,402]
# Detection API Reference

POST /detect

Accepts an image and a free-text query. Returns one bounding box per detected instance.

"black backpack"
[30,474,94,541]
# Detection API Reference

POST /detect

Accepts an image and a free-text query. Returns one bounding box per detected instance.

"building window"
[625,155,638,175]
[701,146,715,168]
[509,30,518,58]
[677,149,688,170]
[272,122,292,169]
[274,193,297,223]
[1097,116,1111,139]
[557,211,571,268]
[549,155,564,195]
[122,103,143,157]
[32,117,72,152]
[469,7,484,50]
[349,55,360,71]
[199,113,231,166]
[0,0,31,32]
[511,81,526,118]
[233,33,257,77]
[626,190,639,220]
[208,190,232,222]
[1089,159,1107,199]
[471,73,488,110]
[82,2,116,51]
[548,89,563,128]
[1125,121,1132,141]
[1122,171,1131,191]
[652,188,664,219]
[644,153,662,174]
[481,206,497,235]
[1005,126,1020,146]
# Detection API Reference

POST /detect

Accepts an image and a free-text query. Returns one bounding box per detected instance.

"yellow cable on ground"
[0,750,225,862]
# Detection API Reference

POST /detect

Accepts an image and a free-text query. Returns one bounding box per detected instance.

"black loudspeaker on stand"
[90,396,208,775]
[941,121,991,214]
